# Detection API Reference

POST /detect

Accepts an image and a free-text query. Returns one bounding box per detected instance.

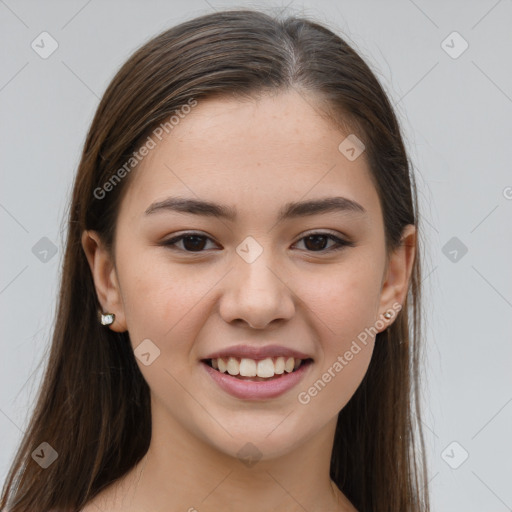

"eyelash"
[161,231,354,254]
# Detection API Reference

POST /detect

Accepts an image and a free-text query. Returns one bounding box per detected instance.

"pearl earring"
[383,311,393,320]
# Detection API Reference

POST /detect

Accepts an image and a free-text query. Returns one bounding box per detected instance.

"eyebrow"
[144,195,367,221]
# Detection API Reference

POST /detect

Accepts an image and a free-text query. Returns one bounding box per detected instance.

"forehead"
[119,91,381,224]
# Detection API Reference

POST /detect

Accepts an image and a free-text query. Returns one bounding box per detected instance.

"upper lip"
[202,344,313,361]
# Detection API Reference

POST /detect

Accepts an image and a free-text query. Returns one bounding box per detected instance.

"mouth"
[202,356,313,381]
[200,356,314,400]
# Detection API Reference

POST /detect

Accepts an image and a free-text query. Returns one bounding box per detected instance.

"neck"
[99,404,356,511]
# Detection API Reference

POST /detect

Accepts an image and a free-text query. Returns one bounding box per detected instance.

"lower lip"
[202,360,312,400]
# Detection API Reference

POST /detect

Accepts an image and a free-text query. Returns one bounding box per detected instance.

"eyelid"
[160,229,354,253]
[293,231,355,252]
[161,231,219,251]
[298,228,346,240]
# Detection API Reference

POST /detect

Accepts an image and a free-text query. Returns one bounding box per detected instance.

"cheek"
[292,259,382,412]
[116,247,205,346]
[117,257,213,400]
[295,256,384,342]
[297,341,373,418]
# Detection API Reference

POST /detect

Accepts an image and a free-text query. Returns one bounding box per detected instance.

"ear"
[376,224,416,331]
[81,230,127,332]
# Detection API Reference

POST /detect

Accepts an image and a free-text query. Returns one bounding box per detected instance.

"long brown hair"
[1,8,429,511]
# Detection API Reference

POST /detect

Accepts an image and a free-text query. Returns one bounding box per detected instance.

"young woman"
[1,8,430,512]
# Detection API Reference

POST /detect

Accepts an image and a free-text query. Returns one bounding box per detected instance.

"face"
[85,90,414,461]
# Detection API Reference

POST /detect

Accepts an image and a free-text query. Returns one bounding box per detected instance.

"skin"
[81,90,415,512]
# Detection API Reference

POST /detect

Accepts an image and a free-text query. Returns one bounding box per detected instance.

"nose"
[218,251,296,330]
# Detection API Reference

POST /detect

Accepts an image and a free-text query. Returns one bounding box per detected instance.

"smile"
[201,357,313,400]
[206,356,308,379]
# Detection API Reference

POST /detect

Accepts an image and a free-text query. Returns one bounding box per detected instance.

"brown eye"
[294,233,354,253]
[162,233,217,252]
[161,231,354,254]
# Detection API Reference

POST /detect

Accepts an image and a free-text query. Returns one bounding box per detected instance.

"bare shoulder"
[78,476,133,512]
[78,496,108,512]
[79,492,115,512]
[79,497,112,512]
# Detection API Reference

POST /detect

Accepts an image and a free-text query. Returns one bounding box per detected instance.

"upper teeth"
[211,357,302,378]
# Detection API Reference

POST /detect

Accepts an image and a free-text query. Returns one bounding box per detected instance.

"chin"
[196,417,316,464]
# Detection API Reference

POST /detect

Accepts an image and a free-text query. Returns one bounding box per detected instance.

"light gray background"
[1,0,511,510]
